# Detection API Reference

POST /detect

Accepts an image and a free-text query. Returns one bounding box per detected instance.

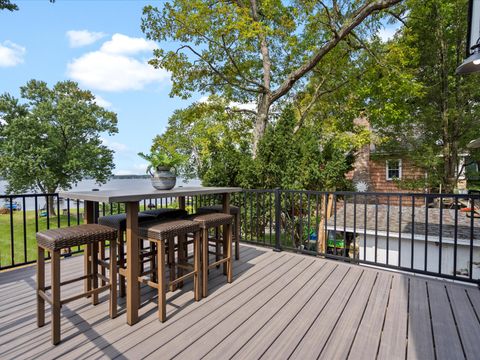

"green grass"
[0,203,179,269]
[0,210,82,268]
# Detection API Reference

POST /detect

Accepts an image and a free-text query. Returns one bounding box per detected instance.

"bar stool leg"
[84,244,91,296]
[215,227,220,268]
[150,242,157,283]
[168,237,175,291]
[158,239,166,322]
[222,224,228,275]
[109,238,117,318]
[99,240,106,286]
[235,213,240,260]
[51,251,61,345]
[91,242,99,305]
[202,227,209,298]
[177,234,185,288]
[194,231,201,301]
[118,231,126,298]
[37,246,45,327]
[226,222,233,283]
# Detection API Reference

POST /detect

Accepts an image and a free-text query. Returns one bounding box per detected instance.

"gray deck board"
[447,286,480,360]
[289,267,365,359]
[255,264,351,359]
[428,282,465,360]
[407,278,435,360]
[318,270,377,360]
[230,262,338,360]
[347,272,392,360]
[0,244,478,360]
[377,275,409,360]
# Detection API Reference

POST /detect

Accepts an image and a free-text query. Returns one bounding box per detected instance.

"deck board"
[407,278,435,360]
[447,286,480,360]
[347,272,392,360]
[428,282,465,360]
[377,275,409,360]
[0,244,479,360]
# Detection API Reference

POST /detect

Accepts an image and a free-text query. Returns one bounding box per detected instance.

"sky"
[0,0,400,175]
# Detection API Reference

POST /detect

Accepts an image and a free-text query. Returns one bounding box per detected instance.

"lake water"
[0,177,202,211]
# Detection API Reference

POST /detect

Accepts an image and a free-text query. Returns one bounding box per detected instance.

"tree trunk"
[252,93,271,157]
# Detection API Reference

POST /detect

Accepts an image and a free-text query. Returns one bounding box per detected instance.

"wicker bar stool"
[98,208,188,297]
[36,224,117,345]
[196,205,240,260]
[138,219,201,322]
[189,213,233,298]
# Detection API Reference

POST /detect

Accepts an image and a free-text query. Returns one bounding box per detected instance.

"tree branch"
[270,0,403,103]
[176,45,261,94]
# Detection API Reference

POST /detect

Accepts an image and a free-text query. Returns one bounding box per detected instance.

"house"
[347,117,470,194]
[326,203,480,280]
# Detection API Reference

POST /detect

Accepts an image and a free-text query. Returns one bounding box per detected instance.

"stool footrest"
[44,273,99,290]
[61,284,111,305]
[209,258,229,269]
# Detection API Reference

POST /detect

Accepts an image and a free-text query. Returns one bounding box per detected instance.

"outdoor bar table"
[59,185,242,325]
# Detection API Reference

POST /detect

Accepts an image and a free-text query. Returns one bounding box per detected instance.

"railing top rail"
[242,188,480,198]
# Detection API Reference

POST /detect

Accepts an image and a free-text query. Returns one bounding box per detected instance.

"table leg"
[126,201,139,326]
[222,194,231,275]
[84,201,96,295]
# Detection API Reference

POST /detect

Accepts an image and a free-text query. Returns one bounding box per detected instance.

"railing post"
[274,188,282,252]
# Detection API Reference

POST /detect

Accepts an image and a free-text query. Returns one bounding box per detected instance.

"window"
[386,160,402,180]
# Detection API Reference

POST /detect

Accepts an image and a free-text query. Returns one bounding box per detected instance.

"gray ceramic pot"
[150,166,176,190]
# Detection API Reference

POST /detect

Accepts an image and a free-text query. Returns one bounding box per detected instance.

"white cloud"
[66,30,106,48]
[0,40,26,67]
[100,33,157,55]
[94,94,112,108]
[101,137,128,152]
[66,33,169,92]
[230,101,257,112]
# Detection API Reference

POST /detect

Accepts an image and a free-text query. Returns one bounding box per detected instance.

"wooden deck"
[0,244,479,360]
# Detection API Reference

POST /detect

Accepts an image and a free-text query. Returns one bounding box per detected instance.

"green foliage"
[0,80,118,195]
[138,143,188,174]
[241,106,358,191]
[153,96,253,186]
[363,0,480,191]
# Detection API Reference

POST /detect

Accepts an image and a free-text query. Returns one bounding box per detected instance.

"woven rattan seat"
[36,224,117,344]
[139,219,200,241]
[36,224,116,251]
[195,205,241,260]
[188,213,233,228]
[189,212,233,297]
[196,205,239,215]
[138,218,201,322]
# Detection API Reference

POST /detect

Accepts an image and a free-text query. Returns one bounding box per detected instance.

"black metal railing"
[1,190,479,285]
[231,189,480,285]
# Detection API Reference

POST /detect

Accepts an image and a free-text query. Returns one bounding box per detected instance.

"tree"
[363,0,480,191]
[141,0,404,156]
[152,96,253,186]
[0,0,18,11]
[0,80,118,214]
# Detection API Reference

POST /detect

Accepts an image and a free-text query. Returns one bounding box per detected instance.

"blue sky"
[0,0,199,175]
[0,1,400,175]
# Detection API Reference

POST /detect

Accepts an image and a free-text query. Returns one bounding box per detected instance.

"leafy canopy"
[0,80,118,194]
[152,96,253,186]
[362,0,480,190]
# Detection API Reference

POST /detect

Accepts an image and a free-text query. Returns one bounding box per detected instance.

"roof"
[327,203,480,243]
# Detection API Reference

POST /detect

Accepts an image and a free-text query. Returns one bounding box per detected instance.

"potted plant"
[138,145,187,190]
